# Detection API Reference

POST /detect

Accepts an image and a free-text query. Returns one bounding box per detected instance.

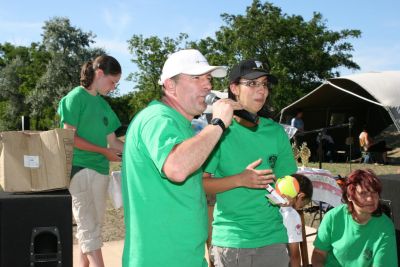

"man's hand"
[212,98,242,128]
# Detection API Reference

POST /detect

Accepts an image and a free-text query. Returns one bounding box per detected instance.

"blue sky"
[1,0,399,95]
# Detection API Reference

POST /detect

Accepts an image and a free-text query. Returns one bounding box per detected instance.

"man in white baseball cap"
[122,49,241,267]
[159,49,227,85]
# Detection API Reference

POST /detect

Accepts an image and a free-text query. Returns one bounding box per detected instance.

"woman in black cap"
[204,59,297,267]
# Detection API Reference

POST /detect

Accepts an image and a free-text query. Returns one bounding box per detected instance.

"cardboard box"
[0,129,74,192]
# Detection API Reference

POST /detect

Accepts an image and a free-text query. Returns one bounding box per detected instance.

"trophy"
[299,142,311,167]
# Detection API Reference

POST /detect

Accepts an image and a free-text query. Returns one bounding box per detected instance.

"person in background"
[359,124,392,164]
[316,129,335,163]
[291,109,304,146]
[203,59,298,267]
[279,174,313,267]
[291,109,304,132]
[121,49,241,267]
[58,55,124,267]
[312,169,398,267]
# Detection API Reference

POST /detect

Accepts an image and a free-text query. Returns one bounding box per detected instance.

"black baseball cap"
[229,59,278,84]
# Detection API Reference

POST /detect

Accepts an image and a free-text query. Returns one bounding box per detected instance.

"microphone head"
[205,93,219,105]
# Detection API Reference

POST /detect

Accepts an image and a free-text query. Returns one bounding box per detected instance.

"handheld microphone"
[205,93,220,106]
[205,93,259,124]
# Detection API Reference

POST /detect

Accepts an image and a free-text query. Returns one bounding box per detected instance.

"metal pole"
[21,116,25,131]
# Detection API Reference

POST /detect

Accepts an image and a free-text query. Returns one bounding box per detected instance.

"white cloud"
[354,44,400,72]
[0,21,42,31]
[0,20,42,45]
[101,2,132,39]
[94,38,130,56]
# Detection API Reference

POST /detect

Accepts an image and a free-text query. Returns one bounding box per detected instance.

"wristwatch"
[210,118,226,132]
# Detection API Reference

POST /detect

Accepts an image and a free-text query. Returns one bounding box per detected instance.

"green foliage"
[29,17,105,130]
[126,33,189,116]
[0,2,362,130]
[124,1,360,118]
[104,93,135,136]
[0,42,51,130]
[0,17,106,131]
[0,53,38,130]
[195,0,361,113]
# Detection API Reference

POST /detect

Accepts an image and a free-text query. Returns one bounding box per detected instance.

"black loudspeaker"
[379,174,400,263]
[0,190,72,267]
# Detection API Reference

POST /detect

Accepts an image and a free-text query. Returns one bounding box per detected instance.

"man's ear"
[164,78,177,95]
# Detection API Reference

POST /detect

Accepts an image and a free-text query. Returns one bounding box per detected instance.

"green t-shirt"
[314,204,398,267]
[204,118,298,248]
[57,86,121,175]
[121,100,208,267]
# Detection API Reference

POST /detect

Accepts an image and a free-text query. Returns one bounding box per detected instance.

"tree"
[27,17,105,129]
[126,33,189,115]
[0,57,25,130]
[199,0,361,113]
[103,93,134,136]
[0,43,49,130]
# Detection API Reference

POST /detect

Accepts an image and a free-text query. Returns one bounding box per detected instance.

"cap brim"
[183,65,227,78]
[159,66,227,85]
[242,71,278,84]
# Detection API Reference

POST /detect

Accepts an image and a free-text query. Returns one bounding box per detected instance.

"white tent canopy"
[279,71,400,158]
[280,71,400,132]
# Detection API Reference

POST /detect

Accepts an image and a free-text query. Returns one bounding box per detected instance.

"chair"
[380,199,394,222]
[335,150,347,162]
[305,201,332,228]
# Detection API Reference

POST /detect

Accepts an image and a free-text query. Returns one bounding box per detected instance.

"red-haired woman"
[312,169,398,267]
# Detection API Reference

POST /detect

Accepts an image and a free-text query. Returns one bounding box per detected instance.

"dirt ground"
[73,199,125,244]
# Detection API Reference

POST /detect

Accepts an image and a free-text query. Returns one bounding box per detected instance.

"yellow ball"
[276,176,300,198]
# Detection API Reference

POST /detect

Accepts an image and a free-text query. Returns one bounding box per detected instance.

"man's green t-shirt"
[57,86,121,175]
[204,118,298,248]
[314,204,398,267]
[121,100,208,267]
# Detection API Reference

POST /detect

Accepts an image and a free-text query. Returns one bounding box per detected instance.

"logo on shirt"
[103,116,109,126]
[363,248,373,261]
[295,223,302,235]
[268,155,277,169]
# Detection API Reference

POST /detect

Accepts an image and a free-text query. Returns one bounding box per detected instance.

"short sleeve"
[140,115,185,175]
[313,210,333,252]
[282,208,303,243]
[57,94,81,127]
[274,126,298,178]
[204,144,222,175]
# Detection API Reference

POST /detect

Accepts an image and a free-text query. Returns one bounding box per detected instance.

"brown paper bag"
[0,129,74,192]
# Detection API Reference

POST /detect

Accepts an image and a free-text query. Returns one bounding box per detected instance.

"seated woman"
[359,125,392,164]
[311,169,398,267]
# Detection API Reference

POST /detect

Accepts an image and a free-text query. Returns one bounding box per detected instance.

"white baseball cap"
[158,49,227,85]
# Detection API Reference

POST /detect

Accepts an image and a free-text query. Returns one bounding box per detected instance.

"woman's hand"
[105,147,122,162]
[235,159,275,189]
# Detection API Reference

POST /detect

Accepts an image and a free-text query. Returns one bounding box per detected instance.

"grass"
[299,162,399,177]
